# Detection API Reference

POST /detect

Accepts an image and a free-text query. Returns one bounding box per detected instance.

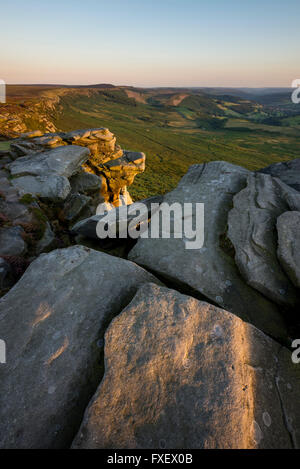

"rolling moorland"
[1,84,300,200]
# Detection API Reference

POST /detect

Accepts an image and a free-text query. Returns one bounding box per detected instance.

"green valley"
[1,85,300,200]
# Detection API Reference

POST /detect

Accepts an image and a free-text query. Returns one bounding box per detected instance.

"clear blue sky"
[1,0,299,87]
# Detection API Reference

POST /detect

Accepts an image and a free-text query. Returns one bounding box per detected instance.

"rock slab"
[8,146,90,202]
[73,283,300,449]
[0,245,159,448]
[9,145,90,179]
[129,162,287,343]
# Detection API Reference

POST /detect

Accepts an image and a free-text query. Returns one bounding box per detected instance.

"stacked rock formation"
[0,128,145,292]
[9,128,145,207]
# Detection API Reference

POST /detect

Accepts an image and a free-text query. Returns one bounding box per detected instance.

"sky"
[1,0,299,87]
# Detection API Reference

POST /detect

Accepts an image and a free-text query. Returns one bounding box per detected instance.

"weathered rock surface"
[129,162,287,343]
[73,283,300,449]
[277,211,300,288]
[63,194,91,222]
[72,195,163,240]
[0,168,59,287]
[0,245,159,449]
[91,150,145,207]
[0,154,12,168]
[0,226,26,256]
[228,173,299,306]
[35,222,55,254]
[101,150,145,185]
[12,174,71,202]
[259,158,300,192]
[9,145,90,179]
[63,128,119,161]
[0,170,21,203]
[10,134,66,157]
[10,128,119,161]
[7,145,90,202]
[0,199,34,225]
[70,170,103,194]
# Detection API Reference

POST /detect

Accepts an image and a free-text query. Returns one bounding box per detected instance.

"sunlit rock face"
[9,128,145,207]
[63,128,120,162]
[72,283,300,449]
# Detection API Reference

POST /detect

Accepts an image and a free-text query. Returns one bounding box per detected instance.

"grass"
[2,86,300,201]
[53,92,300,200]
[0,141,11,151]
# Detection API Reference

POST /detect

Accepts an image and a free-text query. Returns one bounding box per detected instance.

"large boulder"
[8,145,90,202]
[227,173,299,307]
[72,283,300,449]
[8,145,90,179]
[128,162,287,343]
[259,158,300,192]
[0,245,159,448]
[277,211,300,288]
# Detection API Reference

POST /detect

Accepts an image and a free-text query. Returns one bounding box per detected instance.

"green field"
[0,141,11,151]
[1,86,300,201]
[53,90,300,200]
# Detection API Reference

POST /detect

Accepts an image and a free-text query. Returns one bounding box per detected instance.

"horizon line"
[5,83,294,90]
